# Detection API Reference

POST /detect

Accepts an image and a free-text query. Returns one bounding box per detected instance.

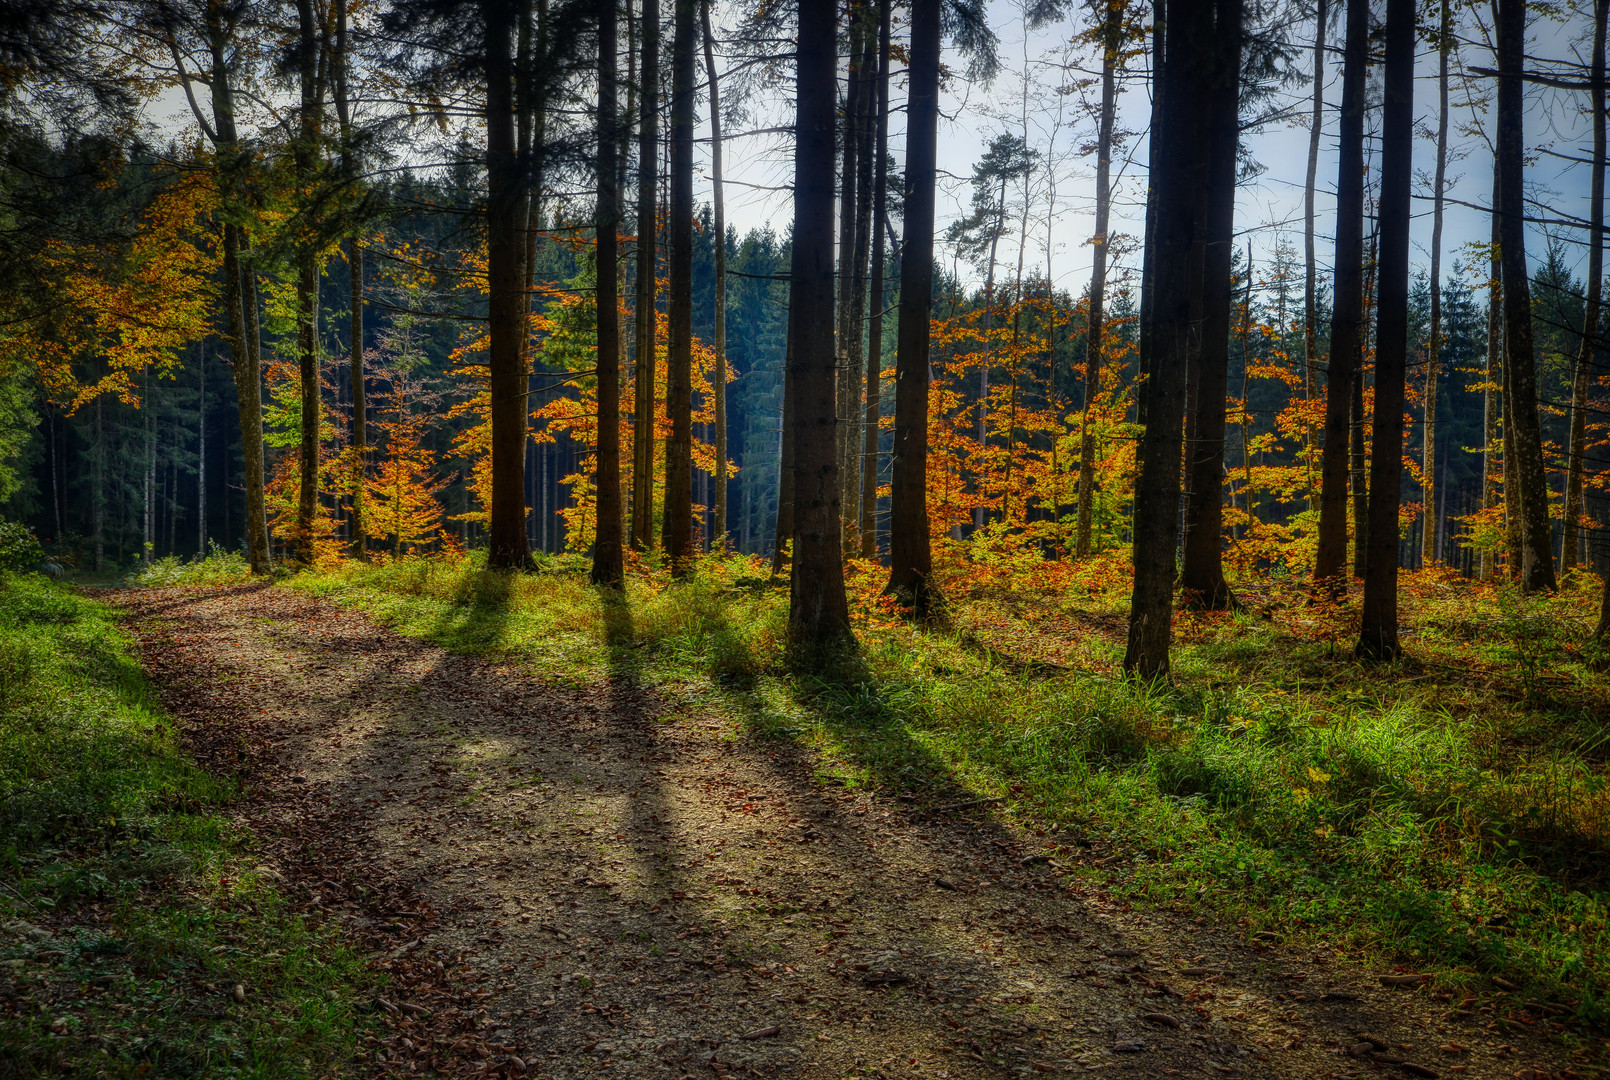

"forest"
[4,0,1610,1077]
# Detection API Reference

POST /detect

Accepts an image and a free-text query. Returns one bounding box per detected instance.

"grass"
[292,551,1610,1028]
[0,572,374,1079]
[130,543,255,588]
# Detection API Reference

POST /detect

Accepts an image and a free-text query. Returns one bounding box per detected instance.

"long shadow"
[140,579,1568,1080]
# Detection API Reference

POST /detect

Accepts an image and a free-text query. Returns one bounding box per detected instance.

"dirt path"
[120,584,1578,1080]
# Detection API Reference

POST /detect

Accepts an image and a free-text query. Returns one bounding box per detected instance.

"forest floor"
[111,579,1596,1080]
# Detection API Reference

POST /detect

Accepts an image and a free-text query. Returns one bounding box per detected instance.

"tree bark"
[1313,0,1367,588]
[846,10,876,550]
[662,0,695,572]
[630,0,659,551]
[1422,0,1449,568]
[772,324,796,574]
[1076,0,1121,560]
[1124,0,1217,679]
[883,0,939,613]
[1302,0,1325,509]
[293,0,321,566]
[836,8,866,546]
[860,0,890,560]
[1357,0,1414,660]
[1352,229,1376,578]
[593,0,625,586]
[1566,0,1606,573]
[1482,173,1501,581]
[1495,0,1558,593]
[701,0,728,549]
[334,0,365,559]
[1179,0,1241,611]
[789,0,852,653]
[485,0,534,570]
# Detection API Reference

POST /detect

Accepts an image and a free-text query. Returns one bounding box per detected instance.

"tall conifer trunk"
[701,0,728,547]
[1076,0,1120,560]
[1302,0,1325,506]
[1180,0,1241,611]
[486,0,535,570]
[860,0,890,560]
[593,0,624,586]
[630,0,659,551]
[1313,0,1366,588]
[789,0,852,651]
[1482,178,1501,581]
[1422,0,1450,567]
[1495,0,1558,593]
[662,0,695,571]
[883,0,939,613]
[1124,0,1219,678]
[293,0,321,565]
[1566,0,1606,573]
[1357,0,1415,660]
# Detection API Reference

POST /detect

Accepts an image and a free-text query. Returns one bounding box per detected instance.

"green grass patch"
[293,554,1610,1026]
[0,572,374,1078]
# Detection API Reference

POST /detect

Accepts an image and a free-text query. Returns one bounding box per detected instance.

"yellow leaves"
[1307,766,1332,785]
[17,168,219,412]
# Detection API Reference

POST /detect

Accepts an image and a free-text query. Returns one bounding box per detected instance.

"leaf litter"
[117,584,1578,1079]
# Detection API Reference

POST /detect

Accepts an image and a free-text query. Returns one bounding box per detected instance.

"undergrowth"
[130,542,254,588]
[0,573,372,1078]
[293,552,1610,1026]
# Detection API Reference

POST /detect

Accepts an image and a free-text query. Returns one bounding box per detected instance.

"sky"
[136,0,1604,307]
[706,0,1603,305]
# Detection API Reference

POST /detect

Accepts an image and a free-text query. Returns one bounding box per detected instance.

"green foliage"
[130,541,254,587]
[0,519,43,571]
[0,574,372,1077]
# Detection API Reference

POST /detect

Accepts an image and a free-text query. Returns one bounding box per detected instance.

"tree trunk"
[846,11,876,549]
[772,325,796,574]
[883,0,939,614]
[662,0,695,572]
[1351,229,1375,578]
[836,9,866,547]
[789,0,852,653]
[1124,0,1218,679]
[485,0,534,570]
[1422,0,1449,568]
[334,0,365,559]
[593,0,625,586]
[1357,0,1414,660]
[1134,8,1164,432]
[1076,0,1121,560]
[701,0,728,549]
[860,0,890,560]
[197,344,206,553]
[1482,186,1501,581]
[1495,0,1558,593]
[293,0,320,566]
[1566,0,1606,573]
[1180,0,1241,611]
[1302,0,1326,509]
[1313,0,1366,588]
[630,0,659,552]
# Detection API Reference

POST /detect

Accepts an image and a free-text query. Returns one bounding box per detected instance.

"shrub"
[0,520,43,572]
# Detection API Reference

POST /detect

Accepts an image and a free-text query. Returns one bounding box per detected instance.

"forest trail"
[119,584,1570,1080]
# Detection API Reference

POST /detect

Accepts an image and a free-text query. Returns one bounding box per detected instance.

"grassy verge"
[0,572,373,1078]
[293,553,1610,1026]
